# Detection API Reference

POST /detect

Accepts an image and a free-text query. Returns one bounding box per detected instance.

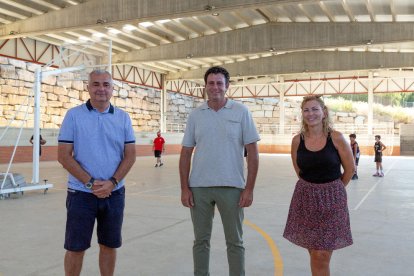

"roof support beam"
[166,51,414,80]
[113,22,414,63]
[0,0,319,38]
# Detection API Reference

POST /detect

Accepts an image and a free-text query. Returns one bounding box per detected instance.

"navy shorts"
[355,157,359,166]
[154,150,162,158]
[64,186,125,252]
[374,154,382,163]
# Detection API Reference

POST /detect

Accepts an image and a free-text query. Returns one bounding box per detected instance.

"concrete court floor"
[0,154,414,276]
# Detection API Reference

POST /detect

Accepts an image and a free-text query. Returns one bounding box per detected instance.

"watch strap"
[109,177,118,187]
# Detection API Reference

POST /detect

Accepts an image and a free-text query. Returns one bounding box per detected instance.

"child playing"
[349,134,360,180]
[373,135,386,177]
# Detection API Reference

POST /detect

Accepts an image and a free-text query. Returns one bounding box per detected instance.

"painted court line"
[244,219,283,276]
[353,159,397,211]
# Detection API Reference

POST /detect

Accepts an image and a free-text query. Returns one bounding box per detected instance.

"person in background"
[58,69,136,276]
[153,130,165,167]
[373,135,386,177]
[30,131,46,156]
[283,95,354,276]
[179,66,260,276]
[349,133,360,180]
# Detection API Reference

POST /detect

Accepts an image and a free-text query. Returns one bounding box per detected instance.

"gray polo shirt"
[182,99,260,188]
[58,100,135,192]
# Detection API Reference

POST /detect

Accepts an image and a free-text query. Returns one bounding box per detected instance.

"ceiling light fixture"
[186,54,194,59]
[268,47,276,52]
[366,39,373,45]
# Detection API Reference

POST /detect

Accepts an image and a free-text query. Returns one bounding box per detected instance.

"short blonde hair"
[300,95,333,136]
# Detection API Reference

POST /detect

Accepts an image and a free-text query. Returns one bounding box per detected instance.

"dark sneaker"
[352,174,357,180]
[155,164,158,167]
[159,163,164,167]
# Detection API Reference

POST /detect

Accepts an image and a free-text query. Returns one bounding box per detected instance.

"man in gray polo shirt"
[58,69,136,276]
[179,66,260,276]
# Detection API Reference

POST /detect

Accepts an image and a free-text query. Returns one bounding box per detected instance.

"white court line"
[353,160,397,211]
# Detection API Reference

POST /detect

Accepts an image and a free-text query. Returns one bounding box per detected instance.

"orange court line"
[244,219,284,276]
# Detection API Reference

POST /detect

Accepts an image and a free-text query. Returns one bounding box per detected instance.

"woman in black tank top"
[283,96,355,275]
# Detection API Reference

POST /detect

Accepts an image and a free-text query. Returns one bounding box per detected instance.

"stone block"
[336,112,349,117]
[7,94,27,105]
[0,65,16,79]
[41,84,54,93]
[68,89,80,99]
[0,56,8,64]
[53,86,67,95]
[18,87,31,96]
[50,115,63,125]
[63,102,76,109]
[80,92,90,101]
[42,74,56,85]
[263,98,279,104]
[119,89,129,98]
[59,95,69,103]
[46,107,61,116]
[2,85,18,94]
[252,110,265,117]
[262,105,275,111]
[115,98,126,107]
[264,110,273,118]
[16,69,34,82]
[24,81,34,88]
[72,80,84,91]
[9,59,26,69]
[338,116,354,123]
[27,63,41,72]
[69,98,84,105]
[48,101,62,107]
[14,105,33,113]
[47,93,58,101]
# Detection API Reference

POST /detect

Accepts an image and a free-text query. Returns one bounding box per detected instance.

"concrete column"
[368,72,374,135]
[160,75,167,132]
[279,76,285,134]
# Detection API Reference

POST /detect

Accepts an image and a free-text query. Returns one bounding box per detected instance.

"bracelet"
[109,177,119,187]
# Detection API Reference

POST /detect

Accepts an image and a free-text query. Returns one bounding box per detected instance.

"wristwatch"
[109,176,119,188]
[85,177,95,189]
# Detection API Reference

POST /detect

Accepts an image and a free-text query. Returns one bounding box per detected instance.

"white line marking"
[353,160,397,211]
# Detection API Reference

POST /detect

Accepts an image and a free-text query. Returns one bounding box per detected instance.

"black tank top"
[297,133,342,184]
[374,142,382,155]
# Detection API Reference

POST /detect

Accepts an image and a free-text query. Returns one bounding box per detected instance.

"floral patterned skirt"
[283,178,353,250]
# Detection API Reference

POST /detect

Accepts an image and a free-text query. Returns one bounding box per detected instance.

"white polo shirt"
[182,99,260,188]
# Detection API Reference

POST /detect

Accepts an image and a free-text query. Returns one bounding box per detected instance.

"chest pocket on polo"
[224,118,242,140]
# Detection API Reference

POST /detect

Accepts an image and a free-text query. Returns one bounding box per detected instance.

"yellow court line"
[244,219,284,276]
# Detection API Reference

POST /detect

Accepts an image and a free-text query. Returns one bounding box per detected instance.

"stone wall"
[0,57,389,136]
[0,57,162,132]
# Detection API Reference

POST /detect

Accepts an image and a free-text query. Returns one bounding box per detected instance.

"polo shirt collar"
[201,99,233,110]
[86,99,114,114]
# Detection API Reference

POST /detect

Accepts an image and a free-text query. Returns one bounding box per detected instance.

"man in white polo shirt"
[179,66,260,276]
[58,69,136,276]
